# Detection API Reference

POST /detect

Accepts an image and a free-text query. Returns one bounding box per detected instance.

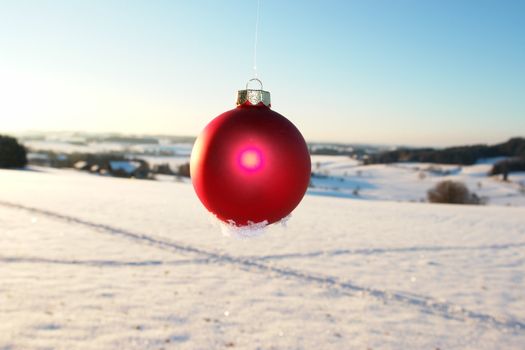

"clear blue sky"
[1,0,524,146]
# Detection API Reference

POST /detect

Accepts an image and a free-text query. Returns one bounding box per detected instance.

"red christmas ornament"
[190,79,311,227]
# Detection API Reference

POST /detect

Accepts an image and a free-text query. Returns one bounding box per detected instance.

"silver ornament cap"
[236,78,271,107]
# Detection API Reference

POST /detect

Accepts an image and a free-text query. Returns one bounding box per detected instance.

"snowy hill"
[23,136,525,207]
[309,155,525,206]
[1,167,524,349]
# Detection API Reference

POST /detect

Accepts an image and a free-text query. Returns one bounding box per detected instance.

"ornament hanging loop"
[246,78,264,91]
[237,78,271,107]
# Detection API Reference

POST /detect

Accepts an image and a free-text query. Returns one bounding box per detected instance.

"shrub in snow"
[427,180,481,205]
[152,163,174,175]
[490,157,525,181]
[0,135,27,168]
[177,163,190,177]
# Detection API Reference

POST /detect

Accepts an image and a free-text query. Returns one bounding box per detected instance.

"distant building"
[27,153,51,167]
[108,160,149,179]
[90,164,100,173]
[73,161,89,171]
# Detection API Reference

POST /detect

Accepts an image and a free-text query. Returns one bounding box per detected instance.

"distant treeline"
[308,144,381,158]
[309,147,354,156]
[0,134,27,168]
[365,138,525,166]
[20,133,196,145]
[88,136,159,144]
[84,135,196,144]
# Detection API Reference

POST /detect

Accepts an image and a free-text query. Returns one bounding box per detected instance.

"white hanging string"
[253,0,261,78]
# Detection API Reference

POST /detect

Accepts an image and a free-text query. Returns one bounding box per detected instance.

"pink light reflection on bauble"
[237,147,264,172]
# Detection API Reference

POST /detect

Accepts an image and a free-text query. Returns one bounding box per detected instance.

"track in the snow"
[1,200,523,333]
[247,242,525,261]
[0,256,211,267]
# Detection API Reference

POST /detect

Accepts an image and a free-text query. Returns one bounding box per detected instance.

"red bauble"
[190,86,310,227]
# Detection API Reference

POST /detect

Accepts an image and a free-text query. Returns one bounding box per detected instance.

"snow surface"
[309,156,525,207]
[1,167,524,349]
[24,138,525,207]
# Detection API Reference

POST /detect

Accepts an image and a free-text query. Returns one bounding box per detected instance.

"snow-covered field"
[310,155,525,207]
[1,167,524,349]
[24,137,525,207]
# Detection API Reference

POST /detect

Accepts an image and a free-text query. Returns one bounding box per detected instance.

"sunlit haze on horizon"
[0,0,524,147]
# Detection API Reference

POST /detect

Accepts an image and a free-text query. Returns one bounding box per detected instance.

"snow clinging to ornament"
[190,79,311,230]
